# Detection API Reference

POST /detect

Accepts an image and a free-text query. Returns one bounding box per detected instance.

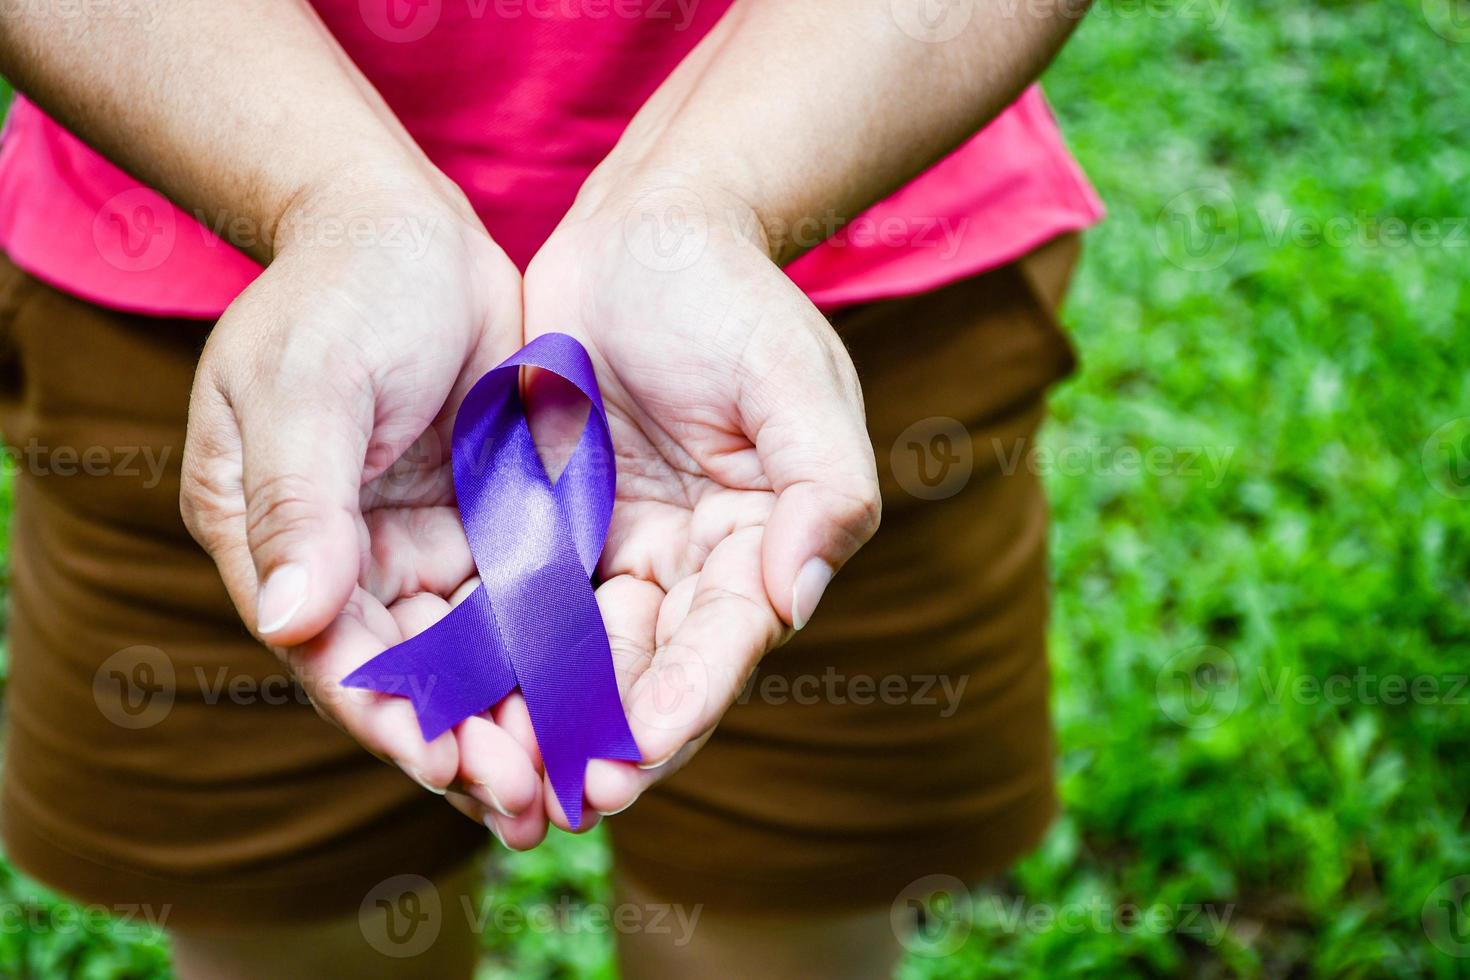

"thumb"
[236,387,367,647]
[750,317,881,631]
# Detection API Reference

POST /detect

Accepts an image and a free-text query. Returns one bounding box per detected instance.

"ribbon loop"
[345,333,639,829]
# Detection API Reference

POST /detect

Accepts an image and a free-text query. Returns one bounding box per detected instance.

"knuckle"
[245,472,328,555]
[692,588,785,661]
[180,374,243,546]
[699,584,770,624]
[179,454,241,551]
[832,476,883,541]
[607,631,653,675]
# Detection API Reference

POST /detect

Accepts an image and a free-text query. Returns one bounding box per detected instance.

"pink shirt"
[0,2,1101,318]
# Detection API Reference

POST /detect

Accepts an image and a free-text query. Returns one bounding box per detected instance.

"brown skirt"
[0,236,1079,927]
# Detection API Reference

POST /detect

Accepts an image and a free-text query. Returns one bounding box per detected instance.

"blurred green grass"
[2,0,1469,976]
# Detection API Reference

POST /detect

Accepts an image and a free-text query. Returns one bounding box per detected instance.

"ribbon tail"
[506,590,643,831]
[342,586,517,743]
[540,704,642,831]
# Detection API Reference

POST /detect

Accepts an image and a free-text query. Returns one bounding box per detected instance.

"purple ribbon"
[344,333,640,829]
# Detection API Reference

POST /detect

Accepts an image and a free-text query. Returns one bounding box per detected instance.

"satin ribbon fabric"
[344,333,640,829]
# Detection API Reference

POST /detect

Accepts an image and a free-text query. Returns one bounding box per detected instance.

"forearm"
[0,0,456,263]
[578,0,1090,264]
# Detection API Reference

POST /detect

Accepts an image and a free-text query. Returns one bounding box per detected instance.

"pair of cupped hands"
[178,169,881,848]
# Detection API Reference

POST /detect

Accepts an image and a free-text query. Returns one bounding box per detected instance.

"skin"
[0,0,1090,975]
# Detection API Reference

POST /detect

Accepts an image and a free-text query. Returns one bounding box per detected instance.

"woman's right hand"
[180,174,550,849]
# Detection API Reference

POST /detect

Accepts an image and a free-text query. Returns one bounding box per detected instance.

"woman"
[0,1,1101,976]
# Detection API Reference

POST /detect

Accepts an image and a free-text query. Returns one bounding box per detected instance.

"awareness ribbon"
[344,333,640,829]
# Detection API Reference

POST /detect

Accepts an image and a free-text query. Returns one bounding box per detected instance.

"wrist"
[269,156,483,265]
[565,162,780,265]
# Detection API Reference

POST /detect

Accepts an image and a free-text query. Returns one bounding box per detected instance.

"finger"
[546,575,661,834]
[459,572,544,775]
[544,778,602,835]
[449,581,547,780]
[493,691,543,773]
[179,377,260,637]
[655,574,697,647]
[189,315,373,648]
[387,592,540,814]
[583,575,664,815]
[456,715,540,818]
[588,529,777,815]
[450,575,483,608]
[764,475,878,628]
[599,574,665,694]
[584,728,713,820]
[291,589,459,792]
[489,780,550,852]
[446,788,549,853]
[743,304,882,630]
[240,401,367,647]
[444,789,486,826]
[628,527,780,764]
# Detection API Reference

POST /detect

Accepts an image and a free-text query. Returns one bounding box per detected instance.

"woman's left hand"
[521,177,882,827]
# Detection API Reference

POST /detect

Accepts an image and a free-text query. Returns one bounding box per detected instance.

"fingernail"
[484,814,509,848]
[597,796,639,818]
[409,769,447,796]
[791,558,835,631]
[474,782,515,818]
[636,751,677,771]
[256,563,308,635]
